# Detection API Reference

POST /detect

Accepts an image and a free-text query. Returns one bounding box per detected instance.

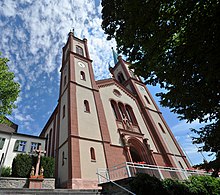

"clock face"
[78,61,85,68]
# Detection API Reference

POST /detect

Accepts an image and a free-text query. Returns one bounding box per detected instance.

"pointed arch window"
[144,95,151,104]
[90,147,96,161]
[111,100,119,119]
[117,72,125,84]
[80,71,86,80]
[118,102,125,119]
[76,45,84,56]
[64,75,67,86]
[45,134,48,156]
[158,122,166,133]
[62,105,66,118]
[84,100,90,113]
[62,151,65,166]
[125,105,138,125]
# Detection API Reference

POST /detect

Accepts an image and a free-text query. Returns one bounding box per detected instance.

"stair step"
[0,188,100,195]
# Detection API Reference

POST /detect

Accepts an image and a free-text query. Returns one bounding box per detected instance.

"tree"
[101,0,220,163]
[0,53,20,124]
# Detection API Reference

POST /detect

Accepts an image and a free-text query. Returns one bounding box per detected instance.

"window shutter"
[0,138,5,149]
[14,140,19,151]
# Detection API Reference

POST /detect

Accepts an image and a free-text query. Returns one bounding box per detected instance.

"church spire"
[111,47,118,65]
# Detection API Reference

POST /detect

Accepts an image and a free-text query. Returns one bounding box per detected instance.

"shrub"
[163,178,191,195]
[187,175,220,195]
[40,156,55,178]
[129,174,220,195]
[130,173,168,195]
[1,166,12,177]
[12,153,32,177]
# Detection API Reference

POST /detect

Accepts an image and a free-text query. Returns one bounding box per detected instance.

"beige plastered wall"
[136,83,157,111]
[79,139,107,179]
[149,110,180,155]
[76,86,102,140]
[58,142,69,184]
[74,58,92,89]
[59,89,68,145]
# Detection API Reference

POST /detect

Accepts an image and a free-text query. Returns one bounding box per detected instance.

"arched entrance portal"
[128,137,154,165]
[130,146,142,162]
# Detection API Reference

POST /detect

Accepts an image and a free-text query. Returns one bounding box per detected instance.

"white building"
[0,120,45,175]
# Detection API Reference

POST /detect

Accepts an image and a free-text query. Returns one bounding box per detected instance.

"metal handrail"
[97,162,212,185]
[96,172,136,195]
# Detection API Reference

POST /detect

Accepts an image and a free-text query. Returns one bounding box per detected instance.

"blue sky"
[0,0,213,165]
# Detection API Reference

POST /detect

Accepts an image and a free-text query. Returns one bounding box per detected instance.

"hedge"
[130,173,220,195]
[11,153,54,178]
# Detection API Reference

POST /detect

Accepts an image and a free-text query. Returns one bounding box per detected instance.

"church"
[40,31,190,189]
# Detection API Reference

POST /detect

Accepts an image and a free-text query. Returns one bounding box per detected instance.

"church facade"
[40,31,190,189]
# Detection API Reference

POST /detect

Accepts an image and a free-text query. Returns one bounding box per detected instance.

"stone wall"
[0,177,55,189]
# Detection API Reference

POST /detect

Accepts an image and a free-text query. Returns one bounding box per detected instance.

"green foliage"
[0,53,20,124]
[130,173,220,195]
[12,154,32,177]
[187,176,220,195]
[1,166,12,177]
[163,178,190,195]
[101,0,220,164]
[130,173,168,195]
[130,174,220,195]
[11,154,55,178]
[40,156,55,178]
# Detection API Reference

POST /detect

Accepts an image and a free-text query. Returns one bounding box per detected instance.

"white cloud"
[0,0,116,135]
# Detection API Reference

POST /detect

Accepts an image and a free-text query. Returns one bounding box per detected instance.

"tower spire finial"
[111,47,118,65]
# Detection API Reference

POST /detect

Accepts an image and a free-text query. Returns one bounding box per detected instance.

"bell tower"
[57,31,110,188]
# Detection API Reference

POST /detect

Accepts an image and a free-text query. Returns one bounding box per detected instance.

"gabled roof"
[96,78,136,101]
[0,117,18,133]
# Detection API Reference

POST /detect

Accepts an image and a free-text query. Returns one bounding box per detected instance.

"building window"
[0,153,4,165]
[158,123,166,133]
[0,137,6,150]
[48,129,52,156]
[117,72,125,84]
[125,105,138,125]
[30,142,41,153]
[62,151,65,166]
[14,140,27,152]
[64,75,67,86]
[62,105,65,118]
[80,71,86,80]
[178,161,184,169]
[90,147,96,161]
[118,102,125,119]
[144,95,151,104]
[76,45,84,56]
[45,134,48,155]
[84,100,90,113]
[111,100,119,119]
